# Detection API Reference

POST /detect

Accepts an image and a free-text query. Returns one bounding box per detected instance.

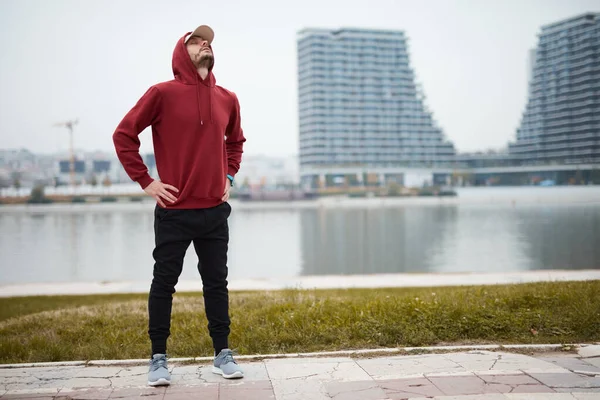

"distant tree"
[13,178,21,190]
[90,174,98,187]
[102,176,112,187]
[0,176,10,189]
[28,184,52,204]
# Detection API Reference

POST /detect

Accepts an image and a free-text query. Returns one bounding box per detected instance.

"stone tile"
[198,362,269,383]
[2,388,61,398]
[486,383,515,393]
[219,380,276,400]
[478,373,556,393]
[170,365,200,376]
[2,375,44,390]
[492,353,568,373]
[169,373,209,386]
[108,376,147,388]
[163,384,218,400]
[3,366,83,387]
[56,388,114,399]
[479,374,542,386]
[538,357,600,375]
[505,394,577,399]
[267,360,361,400]
[578,345,600,359]
[113,367,148,378]
[411,395,508,400]
[108,387,165,398]
[528,372,600,389]
[356,354,465,380]
[573,370,600,378]
[268,357,354,364]
[87,360,147,367]
[324,380,388,400]
[425,371,479,378]
[2,396,56,400]
[585,358,600,369]
[428,375,500,396]
[377,377,445,399]
[4,378,63,392]
[555,388,600,394]
[444,351,502,372]
[523,367,576,375]
[75,367,124,379]
[572,393,600,399]
[0,369,30,379]
[265,359,370,382]
[509,384,556,393]
[270,379,330,400]
[19,366,85,378]
[62,377,113,390]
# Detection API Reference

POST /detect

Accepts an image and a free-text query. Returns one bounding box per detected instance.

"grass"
[0,281,598,364]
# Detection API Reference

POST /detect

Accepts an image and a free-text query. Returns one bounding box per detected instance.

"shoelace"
[222,349,239,364]
[151,357,167,370]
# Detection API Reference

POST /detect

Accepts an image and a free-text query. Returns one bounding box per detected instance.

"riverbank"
[1,281,598,364]
[1,270,599,297]
[0,186,599,212]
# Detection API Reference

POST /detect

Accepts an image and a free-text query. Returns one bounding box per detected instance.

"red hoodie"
[113,32,245,209]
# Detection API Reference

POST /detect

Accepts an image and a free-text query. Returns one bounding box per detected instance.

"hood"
[172,32,216,87]
[171,32,216,125]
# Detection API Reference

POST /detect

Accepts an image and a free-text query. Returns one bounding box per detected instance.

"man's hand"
[144,180,179,207]
[221,179,231,202]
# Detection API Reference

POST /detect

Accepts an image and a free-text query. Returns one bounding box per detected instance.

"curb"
[0,343,582,369]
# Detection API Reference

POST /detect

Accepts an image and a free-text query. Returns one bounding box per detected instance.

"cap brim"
[185,25,214,45]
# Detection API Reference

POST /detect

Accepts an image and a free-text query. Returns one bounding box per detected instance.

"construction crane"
[53,118,78,186]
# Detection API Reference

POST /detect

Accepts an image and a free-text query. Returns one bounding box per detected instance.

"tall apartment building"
[509,13,600,164]
[297,28,455,176]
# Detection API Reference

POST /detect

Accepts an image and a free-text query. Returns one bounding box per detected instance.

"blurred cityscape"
[1,12,599,199]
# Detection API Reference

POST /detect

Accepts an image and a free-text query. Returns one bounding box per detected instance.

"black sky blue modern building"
[509,13,600,165]
[297,28,455,178]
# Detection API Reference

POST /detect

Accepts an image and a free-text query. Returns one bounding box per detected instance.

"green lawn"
[0,281,598,364]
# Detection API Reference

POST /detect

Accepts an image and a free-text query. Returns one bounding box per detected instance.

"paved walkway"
[1,348,600,399]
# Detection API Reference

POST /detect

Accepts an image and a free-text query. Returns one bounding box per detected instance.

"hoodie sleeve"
[225,93,246,177]
[112,86,162,189]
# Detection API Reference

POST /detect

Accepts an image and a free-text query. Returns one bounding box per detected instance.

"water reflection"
[300,207,457,275]
[0,200,598,286]
[514,204,600,271]
[428,206,531,273]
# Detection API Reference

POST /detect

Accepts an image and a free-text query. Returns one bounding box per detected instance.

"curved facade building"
[297,28,455,172]
[509,13,600,165]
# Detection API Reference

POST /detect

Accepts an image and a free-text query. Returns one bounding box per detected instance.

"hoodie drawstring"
[195,77,204,125]
[195,76,214,126]
[210,89,213,123]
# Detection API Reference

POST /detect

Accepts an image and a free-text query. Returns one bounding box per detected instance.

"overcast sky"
[0,0,598,158]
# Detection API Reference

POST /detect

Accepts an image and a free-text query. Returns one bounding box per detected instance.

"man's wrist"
[227,174,234,186]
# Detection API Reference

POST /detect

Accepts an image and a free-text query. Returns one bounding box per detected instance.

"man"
[113,25,246,386]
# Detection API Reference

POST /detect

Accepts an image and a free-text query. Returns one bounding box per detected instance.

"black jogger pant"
[148,202,231,356]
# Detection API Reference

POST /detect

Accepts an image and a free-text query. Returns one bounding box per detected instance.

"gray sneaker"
[148,354,171,386]
[212,349,244,379]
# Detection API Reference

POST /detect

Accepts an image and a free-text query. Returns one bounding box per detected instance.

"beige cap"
[185,25,215,45]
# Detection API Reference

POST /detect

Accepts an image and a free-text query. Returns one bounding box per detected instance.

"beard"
[195,52,214,69]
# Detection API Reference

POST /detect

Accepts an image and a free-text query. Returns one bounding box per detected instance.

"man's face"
[186,36,213,69]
